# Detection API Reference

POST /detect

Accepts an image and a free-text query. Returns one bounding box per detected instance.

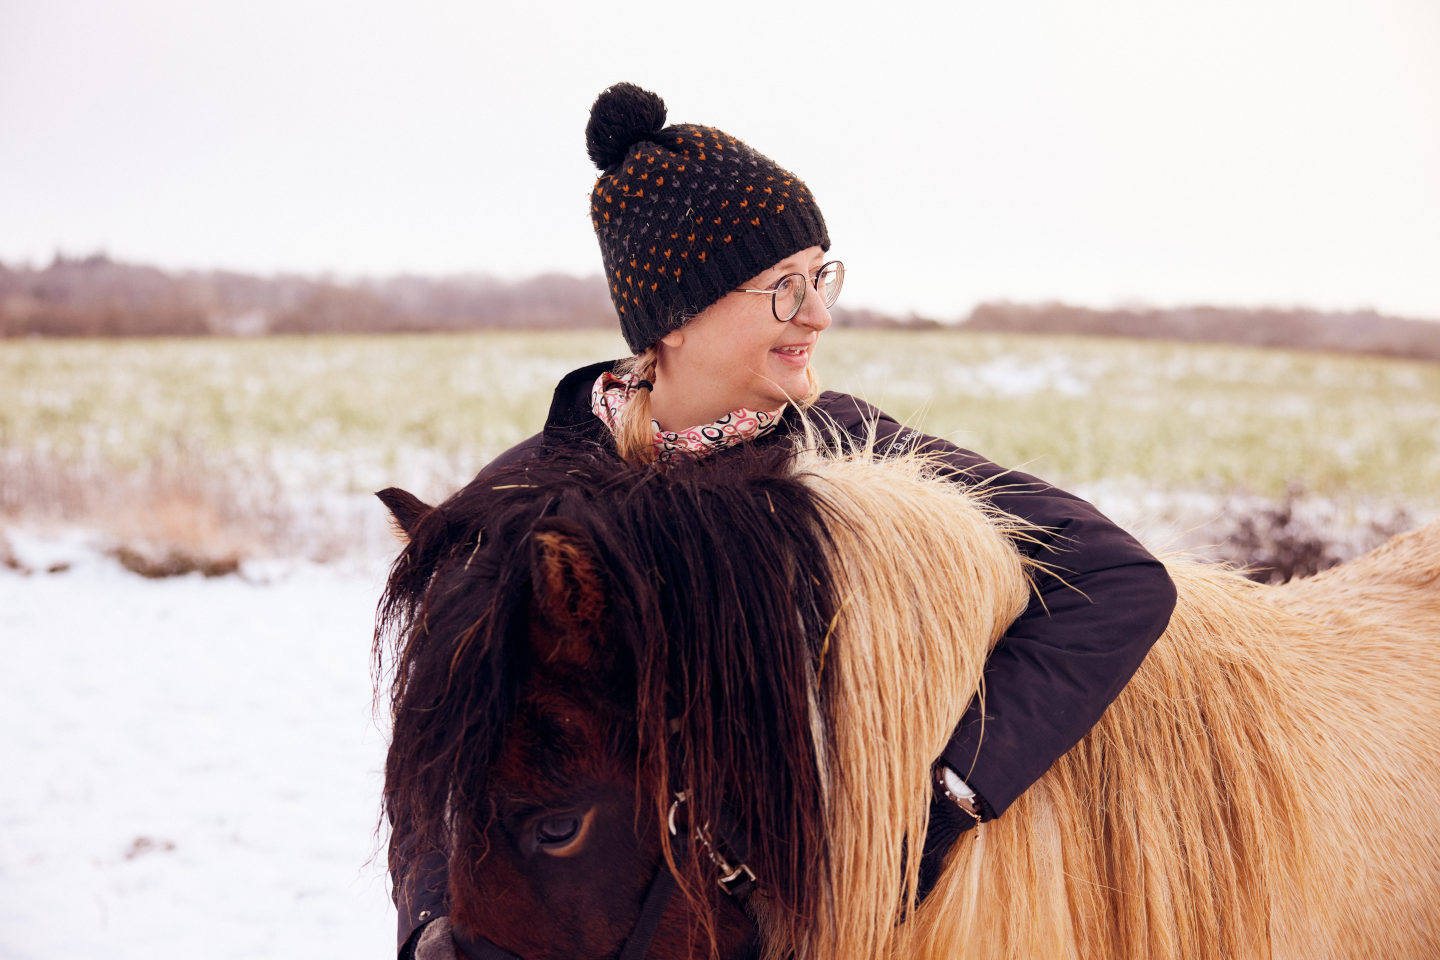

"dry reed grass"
[0,450,379,572]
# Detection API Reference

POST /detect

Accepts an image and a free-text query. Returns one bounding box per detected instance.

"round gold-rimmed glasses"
[734,260,845,322]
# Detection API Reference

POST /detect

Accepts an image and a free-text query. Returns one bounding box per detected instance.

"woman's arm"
[815,393,1178,820]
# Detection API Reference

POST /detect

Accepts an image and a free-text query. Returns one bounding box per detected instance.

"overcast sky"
[2,0,1437,320]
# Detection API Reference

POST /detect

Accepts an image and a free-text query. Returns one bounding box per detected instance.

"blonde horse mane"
[785,448,1440,960]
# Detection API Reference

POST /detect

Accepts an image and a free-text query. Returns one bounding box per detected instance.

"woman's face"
[655,245,832,427]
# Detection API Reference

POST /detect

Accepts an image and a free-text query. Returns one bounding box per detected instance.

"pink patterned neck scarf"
[591,371,786,462]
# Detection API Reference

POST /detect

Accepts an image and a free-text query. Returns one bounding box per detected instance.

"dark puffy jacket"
[392,360,1177,954]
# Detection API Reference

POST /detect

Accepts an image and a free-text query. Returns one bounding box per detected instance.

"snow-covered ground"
[0,531,397,959]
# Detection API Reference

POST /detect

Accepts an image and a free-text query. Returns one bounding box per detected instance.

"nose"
[792,285,832,331]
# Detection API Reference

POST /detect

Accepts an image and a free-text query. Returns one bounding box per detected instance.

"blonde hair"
[790,449,1034,959]
[610,346,822,466]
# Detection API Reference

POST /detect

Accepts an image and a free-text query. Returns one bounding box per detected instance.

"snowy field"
[0,532,397,959]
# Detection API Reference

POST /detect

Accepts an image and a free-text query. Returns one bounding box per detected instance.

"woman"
[392,82,1177,957]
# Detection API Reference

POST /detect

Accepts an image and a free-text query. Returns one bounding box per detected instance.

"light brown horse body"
[801,454,1440,960]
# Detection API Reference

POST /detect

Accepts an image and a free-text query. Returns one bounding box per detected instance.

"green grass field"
[820,331,1440,500]
[3,330,1436,558]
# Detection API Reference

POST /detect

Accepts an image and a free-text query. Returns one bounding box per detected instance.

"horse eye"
[536,815,581,846]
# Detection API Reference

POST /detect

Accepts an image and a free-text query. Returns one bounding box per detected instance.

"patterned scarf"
[591,371,786,462]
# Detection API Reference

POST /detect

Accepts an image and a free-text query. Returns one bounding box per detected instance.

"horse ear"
[530,528,607,668]
[377,487,432,542]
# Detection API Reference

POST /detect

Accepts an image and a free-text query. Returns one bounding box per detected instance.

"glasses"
[734,260,844,322]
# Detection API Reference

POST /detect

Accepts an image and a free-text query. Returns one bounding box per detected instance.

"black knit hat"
[586,83,830,353]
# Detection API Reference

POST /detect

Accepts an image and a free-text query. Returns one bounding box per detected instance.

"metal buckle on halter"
[715,859,757,898]
[667,791,688,837]
[668,792,757,899]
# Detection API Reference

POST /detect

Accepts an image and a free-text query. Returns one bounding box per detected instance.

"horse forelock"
[377,447,844,950]
[590,448,842,948]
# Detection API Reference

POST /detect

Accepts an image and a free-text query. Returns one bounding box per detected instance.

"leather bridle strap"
[450,851,683,960]
[451,804,752,960]
[615,850,682,960]
[617,792,757,960]
[451,930,522,960]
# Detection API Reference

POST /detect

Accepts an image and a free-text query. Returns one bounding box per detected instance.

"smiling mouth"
[773,345,810,357]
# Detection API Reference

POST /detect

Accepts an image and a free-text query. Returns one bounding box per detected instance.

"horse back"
[1271,515,1440,606]
[1206,517,1440,958]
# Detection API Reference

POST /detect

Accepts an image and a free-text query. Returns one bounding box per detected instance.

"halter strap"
[668,792,756,899]
[450,930,522,960]
[449,801,756,960]
[615,855,681,960]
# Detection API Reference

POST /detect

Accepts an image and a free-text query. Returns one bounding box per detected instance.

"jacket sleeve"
[855,399,1178,819]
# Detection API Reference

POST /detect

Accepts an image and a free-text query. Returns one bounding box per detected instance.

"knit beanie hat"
[586,83,830,353]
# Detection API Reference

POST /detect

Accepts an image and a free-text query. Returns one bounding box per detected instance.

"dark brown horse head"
[444,523,758,959]
[376,448,841,958]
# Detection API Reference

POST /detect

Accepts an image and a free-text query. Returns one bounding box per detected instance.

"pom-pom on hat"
[586,82,830,353]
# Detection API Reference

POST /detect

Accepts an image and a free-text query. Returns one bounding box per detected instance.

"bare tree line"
[0,254,619,336]
[3,254,1436,361]
[966,302,1440,363]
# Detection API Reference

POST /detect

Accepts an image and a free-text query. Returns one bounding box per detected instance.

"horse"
[375,444,1440,960]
